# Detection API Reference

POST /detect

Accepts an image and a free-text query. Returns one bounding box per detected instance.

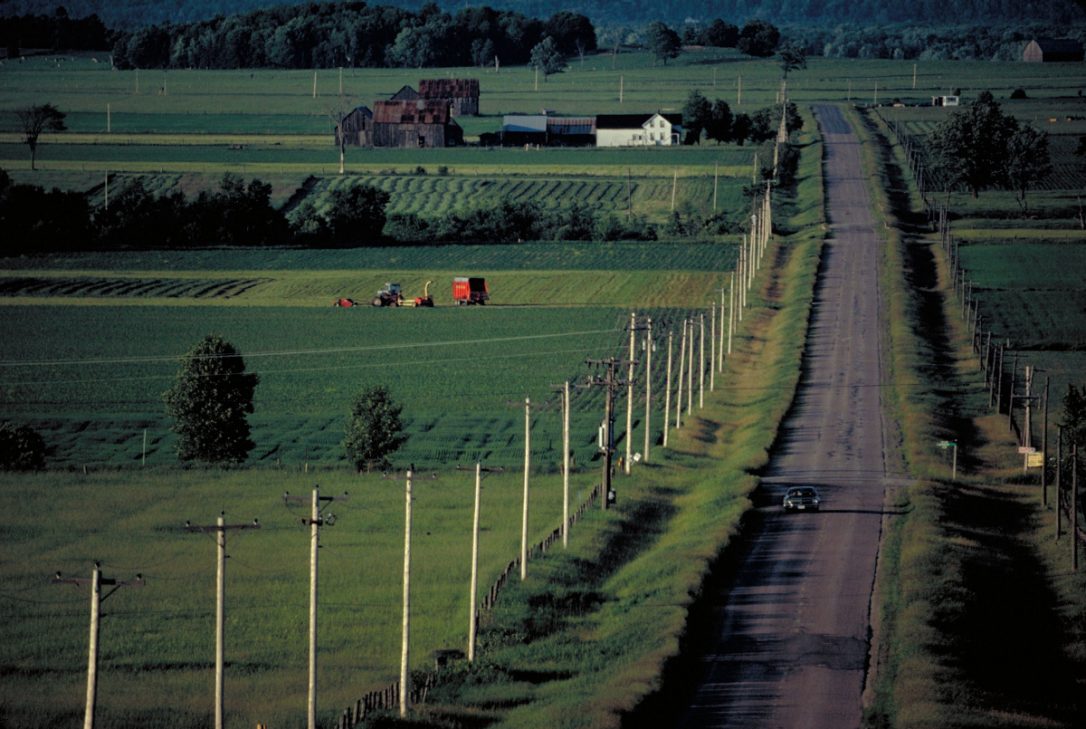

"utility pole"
[1042,376,1050,507]
[1073,445,1079,572]
[710,304,716,392]
[401,469,412,716]
[686,319,694,416]
[718,286,726,371]
[563,382,571,543]
[521,398,531,578]
[461,463,503,661]
[1057,426,1063,539]
[586,358,624,509]
[643,319,653,463]
[675,322,687,430]
[53,565,143,729]
[284,487,346,729]
[626,312,636,475]
[699,314,706,409]
[184,513,260,729]
[728,271,735,355]
[663,330,673,448]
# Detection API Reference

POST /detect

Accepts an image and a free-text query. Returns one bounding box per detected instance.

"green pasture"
[0,467,594,729]
[0,241,738,272]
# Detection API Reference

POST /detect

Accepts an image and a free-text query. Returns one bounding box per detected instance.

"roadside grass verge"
[855,106,1086,729]
[361,125,825,728]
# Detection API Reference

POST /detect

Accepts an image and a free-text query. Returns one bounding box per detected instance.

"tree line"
[2,0,1080,34]
[110,3,595,70]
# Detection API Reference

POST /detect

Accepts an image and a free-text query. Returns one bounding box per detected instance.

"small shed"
[419,78,480,116]
[931,95,960,107]
[372,100,463,148]
[336,105,373,147]
[1023,38,1084,63]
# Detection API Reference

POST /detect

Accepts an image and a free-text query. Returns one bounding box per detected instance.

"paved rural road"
[677,105,891,729]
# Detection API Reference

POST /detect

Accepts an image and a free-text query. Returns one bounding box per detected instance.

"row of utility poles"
[53,154,780,729]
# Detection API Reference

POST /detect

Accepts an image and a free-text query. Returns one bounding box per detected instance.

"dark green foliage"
[543,10,596,57]
[0,170,92,254]
[682,90,712,144]
[163,335,258,465]
[343,386,407,472]
[737,20,780,58]
[707,100,733,144]
[778,42,807,76]
[0,9,109,53]
[700,19,739,48]
[529,36,565,79]
[0,422,46,471]
[645,21,681,65]
[1062,384,1086,451]
[929,92,1032,199]
[1006,124,1052,211]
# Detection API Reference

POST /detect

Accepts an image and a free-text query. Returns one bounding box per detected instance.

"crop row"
[0,276,272,299]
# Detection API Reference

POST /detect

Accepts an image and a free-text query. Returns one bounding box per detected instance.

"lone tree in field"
[17,104,66,171]
[343,386,407,472]
[778,43,807,77]
[928,91,1017,199]
[529,36,566,81]
[164,335,258,465]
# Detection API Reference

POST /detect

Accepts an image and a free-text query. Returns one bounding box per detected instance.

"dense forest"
[1,0,1082,32]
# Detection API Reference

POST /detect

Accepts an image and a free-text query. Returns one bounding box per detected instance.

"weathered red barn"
[336,105,373,147]
[418,78,480,116]
[372,100,463,148]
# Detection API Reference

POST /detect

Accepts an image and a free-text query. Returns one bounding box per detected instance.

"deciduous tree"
[164,335,258,465]
[1006,123,1051,211]
[928,91,1017,198]
[646,21,681,65]
[737,20,780,57]
[529,35,565,79]
[17,103,66,171]
[343,386,408,472]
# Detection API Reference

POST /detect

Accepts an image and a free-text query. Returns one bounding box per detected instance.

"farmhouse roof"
[1032,38,1084,55]
[595,113,682,129]
[419,78,480,99]
[374,100,455,125]
[342,105,372,120]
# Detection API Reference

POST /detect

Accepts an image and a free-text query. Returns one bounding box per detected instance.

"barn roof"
[374,100,455,125]
[547,117,595,135]
[596,113,683,129]
[342,105,372,121]
[419,78,480,99]
[390,85,419,101]
[1032,38,1084,54]
[503,115,547,133]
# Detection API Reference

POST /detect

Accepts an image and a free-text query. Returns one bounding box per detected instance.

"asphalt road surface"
[677,105,891,729]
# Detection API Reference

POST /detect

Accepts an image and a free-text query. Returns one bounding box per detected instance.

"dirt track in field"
[675,105,894,729]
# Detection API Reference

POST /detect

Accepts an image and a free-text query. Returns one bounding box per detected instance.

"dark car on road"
[782,486,822,512]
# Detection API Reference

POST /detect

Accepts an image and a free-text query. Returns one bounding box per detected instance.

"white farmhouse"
[595,112,683,147]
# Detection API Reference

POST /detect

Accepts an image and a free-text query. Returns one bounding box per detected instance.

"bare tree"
[17,104,66,171]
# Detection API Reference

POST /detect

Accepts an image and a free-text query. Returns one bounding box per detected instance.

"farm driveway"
[676,105,893,728]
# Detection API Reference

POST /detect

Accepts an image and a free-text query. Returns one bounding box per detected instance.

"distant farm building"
[391,85,420,101]
[419,78,480,116]
[372,100,463,148]
[500,114,595,146]
[336,105,373,146]
[1023,38,1084,63]
[595,113,683,147]
[931,95,960,107]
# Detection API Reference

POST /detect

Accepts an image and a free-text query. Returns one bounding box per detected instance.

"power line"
[0,328,624,369]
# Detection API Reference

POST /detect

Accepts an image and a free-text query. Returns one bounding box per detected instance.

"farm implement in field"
[453,276,489,305]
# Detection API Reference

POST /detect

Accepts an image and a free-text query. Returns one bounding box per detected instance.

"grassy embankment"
[853,104,1086,728]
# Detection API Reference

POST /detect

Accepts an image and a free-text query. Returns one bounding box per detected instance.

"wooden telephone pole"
[284,487,347,729]
[53,565,143,729]
[586,358,626,509]
[185,513,260,729]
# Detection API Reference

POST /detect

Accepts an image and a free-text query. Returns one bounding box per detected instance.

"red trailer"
[452,277,489,305]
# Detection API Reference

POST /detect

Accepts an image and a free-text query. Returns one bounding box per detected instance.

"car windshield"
[788,488,817,497]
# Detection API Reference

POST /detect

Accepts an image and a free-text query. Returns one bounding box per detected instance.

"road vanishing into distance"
[677,105,892,728]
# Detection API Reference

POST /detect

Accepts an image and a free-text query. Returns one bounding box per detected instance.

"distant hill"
[2,0,1083,31]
